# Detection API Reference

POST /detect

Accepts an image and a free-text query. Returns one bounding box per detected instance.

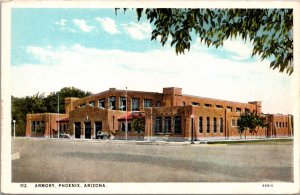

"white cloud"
[121,22,152,40]
[55,19,76,33]
[12,44,293,115]
[95,17,120,34]
[72,19,94,33]
[55,19,67,26]
[222,38,253,60]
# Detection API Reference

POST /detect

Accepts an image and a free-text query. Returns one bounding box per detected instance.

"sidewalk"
[13,136,293,146]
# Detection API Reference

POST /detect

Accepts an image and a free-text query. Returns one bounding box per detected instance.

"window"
[174,116,182,134]
[206,117,210,133]
[245,108,250,113]
[232,119,236,127]
[156,101,161,107]
[199,117,203,133]
[98,99,105,109]
[216,105,223,109]
[154,117,162,133]
[279,122,282,128]
[89,101,95,107]
[276,122,278,128]
[220,118,223,133]
[144,99,152,108]
[80,103,86,108]
[227,106,233,111]
[192,102,200,106]
[31,121,36,133]
[109,96,116,110]
[132,98,140,111]
[119,97,126,111]
[213,117,217,133]
[164,117,171,133]
[205,104,212,108]
[236,107,241,112]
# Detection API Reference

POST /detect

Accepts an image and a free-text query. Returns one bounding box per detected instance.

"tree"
[119,8,293,74]
[237,113,266,139]
[131,118,145,134]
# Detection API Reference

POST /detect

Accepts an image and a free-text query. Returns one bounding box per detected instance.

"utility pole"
[13,120,16,138]
[125,87,128,140]
[57,92,60,138]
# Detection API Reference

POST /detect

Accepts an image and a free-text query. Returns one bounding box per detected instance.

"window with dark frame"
[174,116,182,134]
[132,98,140,111]
[164,117,171,133]
[206,117,210,133]
[120,97,126,111]
[98,99,105,109]
[213,117,217,133]
[144,99,152,108]
[199,117,203,133]
[220,118,223,133]
[109,96,116,110]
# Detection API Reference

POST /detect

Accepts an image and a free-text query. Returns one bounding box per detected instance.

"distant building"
[26,87,293,141]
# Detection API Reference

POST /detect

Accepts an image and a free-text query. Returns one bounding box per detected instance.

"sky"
[10,8,293,114]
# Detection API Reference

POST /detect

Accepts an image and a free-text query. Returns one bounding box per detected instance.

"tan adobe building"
[25,87,293,141]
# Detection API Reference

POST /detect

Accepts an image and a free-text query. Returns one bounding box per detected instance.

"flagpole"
[57,92,60,138]
[125,87,128,140]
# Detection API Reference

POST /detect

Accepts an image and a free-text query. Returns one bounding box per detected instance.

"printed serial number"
[262,184,273,187]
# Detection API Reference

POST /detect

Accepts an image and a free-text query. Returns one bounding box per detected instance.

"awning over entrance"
[56,117,69,122]
[118,112,145,121]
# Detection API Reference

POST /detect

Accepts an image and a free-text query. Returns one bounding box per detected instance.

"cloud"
[72,19,94,33]
[95,17,120,34]
[55,19,67,26]
[121,22,152,40]
[55,19,76,33]
[12,44,293,115]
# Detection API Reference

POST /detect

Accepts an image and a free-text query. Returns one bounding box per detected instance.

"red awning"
[118,112,145,121]
[57,117,69,122]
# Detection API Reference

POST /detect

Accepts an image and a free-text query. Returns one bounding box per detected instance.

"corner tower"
[162,87,182,107]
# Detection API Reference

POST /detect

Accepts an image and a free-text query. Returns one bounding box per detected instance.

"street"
[12,138,293,182]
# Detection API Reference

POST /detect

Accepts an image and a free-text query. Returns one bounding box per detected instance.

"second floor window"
[98,99,105,109]
[109,96,116,110]
[144,99,152,108]
[120,97,126,111]
[132,98,140,111]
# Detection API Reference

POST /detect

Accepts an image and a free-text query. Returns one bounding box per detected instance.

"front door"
[95,122,102,139]
[75,122,81,139]
[85,122,91,139]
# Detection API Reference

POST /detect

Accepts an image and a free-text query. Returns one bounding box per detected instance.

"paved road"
[12,138,293,182]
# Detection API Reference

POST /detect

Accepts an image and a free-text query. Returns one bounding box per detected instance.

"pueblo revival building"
[25,87,293,141]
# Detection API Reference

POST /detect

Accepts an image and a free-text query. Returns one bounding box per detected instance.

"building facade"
[25,87,293,141]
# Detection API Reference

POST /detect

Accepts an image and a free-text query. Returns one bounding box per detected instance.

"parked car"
[96,131,110,140]
[59,132,71,138]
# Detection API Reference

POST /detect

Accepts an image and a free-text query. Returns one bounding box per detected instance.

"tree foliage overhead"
[123,8,293,74]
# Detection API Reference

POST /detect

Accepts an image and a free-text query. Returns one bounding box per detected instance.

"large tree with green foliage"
[120,8,293,74]
[237,113,267,139]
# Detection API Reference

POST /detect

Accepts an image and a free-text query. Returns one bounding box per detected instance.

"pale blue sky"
[10,8,293,114]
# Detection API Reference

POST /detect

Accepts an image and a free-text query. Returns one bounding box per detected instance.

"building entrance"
[85,122,91,139]
[75,122,81,138]
[95,122,102,139]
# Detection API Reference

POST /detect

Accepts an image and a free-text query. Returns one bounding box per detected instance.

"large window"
[98,99,105,109]
[31,121,36,133]
[220,118,223,133]
[199,117,203,133]
[236,107,241,112]
[174,116,182,134]
[154,117,162,133]
[109,96,116,110]
[119,97,126,111]
[144,99,152,108]
[89,101,95,107]
[164,117,171,133]
[213,117,217,133]
[206,117,210,133]
[132,98,140,111]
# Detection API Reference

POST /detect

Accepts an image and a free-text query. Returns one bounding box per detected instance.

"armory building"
[26,87,293,141]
